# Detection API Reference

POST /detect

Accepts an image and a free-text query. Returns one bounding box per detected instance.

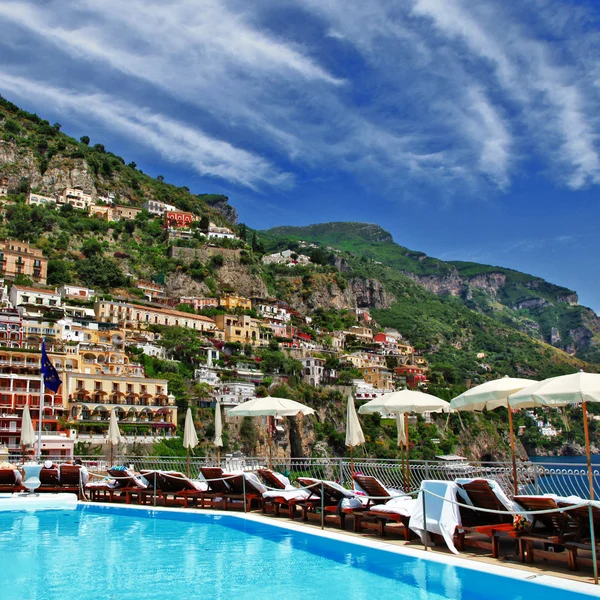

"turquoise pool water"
[0,506,594,600]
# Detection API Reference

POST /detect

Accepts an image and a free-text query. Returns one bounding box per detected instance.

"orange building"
[0,240,47,284]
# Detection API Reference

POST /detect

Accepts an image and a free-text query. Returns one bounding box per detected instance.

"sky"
[0,0,599,312]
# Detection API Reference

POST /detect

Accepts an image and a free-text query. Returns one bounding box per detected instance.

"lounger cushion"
[370,496,416,517]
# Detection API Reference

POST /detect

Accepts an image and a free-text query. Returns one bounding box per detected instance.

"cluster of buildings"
[262,249,311,266]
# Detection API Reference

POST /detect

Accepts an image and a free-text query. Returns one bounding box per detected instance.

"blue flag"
[41,341,61,393]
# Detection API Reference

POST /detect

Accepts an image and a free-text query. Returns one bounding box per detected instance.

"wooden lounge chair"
[454,479,515,558]
[296,477,366,529]
[514,496,579,565]
[59,464,88,496]
[86,467,147,503]
[557,501,600,572]
[0,468,24,492]
[352,474,412,538]
[257,469,288,490]
[136,470,208,507]
[218,472,265,511]
[257,469,307,517]
[38,465,60,492]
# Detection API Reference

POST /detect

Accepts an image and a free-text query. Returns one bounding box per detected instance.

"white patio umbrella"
[107,408,123,466]
[214,401,223,465]
[451,376,538,495]
[509,372,600,500]
[359,390,449,488]
[228,396,315,466]
[183,408,199,477]
[20,404,36,462]
[345,396,365,487]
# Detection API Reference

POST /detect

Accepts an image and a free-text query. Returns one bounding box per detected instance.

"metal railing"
[48,455,599,499]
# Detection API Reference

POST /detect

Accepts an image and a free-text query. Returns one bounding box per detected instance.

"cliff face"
[201,194,238,224]
[170,246,268,298]
[276,273,394,314]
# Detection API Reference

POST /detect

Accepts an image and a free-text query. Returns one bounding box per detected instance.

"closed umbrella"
[214,401,223,465]
[20,404,35,463]
[228,396,315,466]
[345,396,365,487]
[183,408,199,477]
[107,408,123,466]
[509,372,600,500]
[359,390,449,489]
[451,376,537,495]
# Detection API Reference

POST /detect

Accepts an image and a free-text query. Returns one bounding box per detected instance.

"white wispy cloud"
[0,74,291,190]
[0,0,599,196]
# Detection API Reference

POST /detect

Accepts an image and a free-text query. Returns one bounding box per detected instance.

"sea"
[524,455,599,498]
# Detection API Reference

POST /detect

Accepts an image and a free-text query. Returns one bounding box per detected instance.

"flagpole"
[37,376,44,462]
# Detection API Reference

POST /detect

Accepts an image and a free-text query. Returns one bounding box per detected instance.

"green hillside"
[263,222,600,365]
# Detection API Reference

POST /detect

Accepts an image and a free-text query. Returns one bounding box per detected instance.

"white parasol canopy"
[108,408,123,446]
[508,371,600,409]
[227,396,315,417]
[509,371,600,501]
[183,408,199,450]
[213,401,223,448]
[20,404,36,446]
[345,396,365,448]
[358,389,450,416]
[451,375,538,412]
[451,375,538,495]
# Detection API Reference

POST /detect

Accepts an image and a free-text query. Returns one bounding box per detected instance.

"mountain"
[0,94,237,224]
[263,222,600,368]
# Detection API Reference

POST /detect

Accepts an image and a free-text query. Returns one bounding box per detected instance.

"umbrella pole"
[217,448,220,467]
[350,447,354,489]
[583,402,595,501]
[186,449,190,478]
[507,407,518,496]
[404,412,410,492]
[110,443,113,467]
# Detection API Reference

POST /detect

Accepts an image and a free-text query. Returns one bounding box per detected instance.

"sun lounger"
[86,467,148,503]
[219,472,265,511]
[354,496,416,540]
[256,468,308,516]
[557,501,600,572]
[454,479,515,558]
[514,495,580,565]
[138,470,208,507]
[38,465,60,492]
[256,468,290,490]
[295,477,366,529]
[0,468,23,492]
[353,474,401,505]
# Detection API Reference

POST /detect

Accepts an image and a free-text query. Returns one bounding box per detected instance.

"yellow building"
[360,365,395,391]
[95,301,218,334]
[219,294,252,311]
[0,240,47,284]
[214,314,271,347]
[65,372,176,434]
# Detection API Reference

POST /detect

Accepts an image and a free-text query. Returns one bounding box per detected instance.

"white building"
[9,285,62,317]
[137,342,166,359]
[261,249,311,266]
[254,301,291,323]
[213,381,256,406]
[63,305,95,320]
[353,379,387,401]
[207,223,236,240]
[143,200,177,216]
[60,188,93,210]
[27,193,56,206]
[195,366,220,386]
[301,357,326,387]
[57,284,96,301]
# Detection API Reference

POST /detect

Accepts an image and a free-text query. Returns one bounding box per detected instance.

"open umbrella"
[214,401,223,465]
[345,396,365,487]
[183,408,199,477]
[509,372,600,500]
[359,390,449,489]
[451,376,537,495]
[20,404,35,463]
[107,408,123,466]
[228,396,315,466]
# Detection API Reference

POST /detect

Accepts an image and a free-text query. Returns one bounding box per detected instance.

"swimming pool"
[0,504,595,600]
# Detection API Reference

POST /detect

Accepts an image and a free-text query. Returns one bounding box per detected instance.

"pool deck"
[84,501,600,595]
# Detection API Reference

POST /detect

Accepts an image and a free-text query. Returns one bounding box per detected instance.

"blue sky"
[1,0,599,311]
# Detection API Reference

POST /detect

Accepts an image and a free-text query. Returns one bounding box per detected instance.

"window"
[35,298,42,305]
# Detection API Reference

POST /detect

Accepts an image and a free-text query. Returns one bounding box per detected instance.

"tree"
[93,143,105,153]
[47,259,72,285]
[199,215,210,232]
[127,162,137,169]
[77,256,127,289]
[81,237,103,258]
[157,175,165,182]
[52,123,61,132]
[80,135,90,145]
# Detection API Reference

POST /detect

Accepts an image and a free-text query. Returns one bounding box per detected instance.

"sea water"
[0,505,594,600]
